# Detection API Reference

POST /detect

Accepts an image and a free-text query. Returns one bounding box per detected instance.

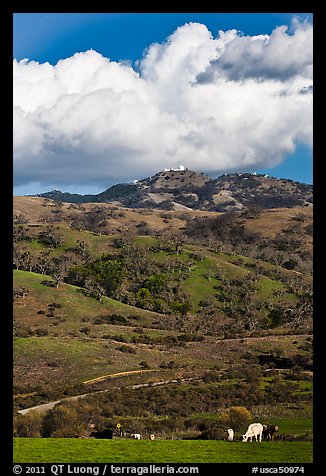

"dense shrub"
[220,406,252,431]
[94,314,129,325]
[13,412,43,437]
[117,345,136,354]
[42,401,94,437]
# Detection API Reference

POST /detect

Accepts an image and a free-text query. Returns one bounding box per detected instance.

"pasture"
[13,438,313,463]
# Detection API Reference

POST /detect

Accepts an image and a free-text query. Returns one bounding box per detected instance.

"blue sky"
[13,13,313,195]
[13,13,313,65]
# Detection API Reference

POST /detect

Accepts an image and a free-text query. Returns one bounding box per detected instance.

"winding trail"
[83,369,157,385]
[17,374,197,416]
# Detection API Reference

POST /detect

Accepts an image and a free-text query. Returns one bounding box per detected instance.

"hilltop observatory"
[164,165,185,172]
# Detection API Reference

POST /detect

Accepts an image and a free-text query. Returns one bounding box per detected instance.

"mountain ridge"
[31,169,313,212]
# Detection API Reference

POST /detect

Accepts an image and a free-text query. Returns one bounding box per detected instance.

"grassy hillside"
[13,196,313,447]
[13,198,312,403]
[14,267,312,403]
[14,269,164,329]
[14,269,176,395]
[14,268,312,406]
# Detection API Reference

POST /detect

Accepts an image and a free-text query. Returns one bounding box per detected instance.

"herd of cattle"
[89,423,279,442]
[227,423,279,442]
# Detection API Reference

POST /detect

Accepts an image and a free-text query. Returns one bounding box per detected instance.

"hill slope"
[13,194,313,441]
[14,269,312,406]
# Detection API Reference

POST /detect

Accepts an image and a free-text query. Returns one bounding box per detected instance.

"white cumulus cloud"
[13,19,313,190]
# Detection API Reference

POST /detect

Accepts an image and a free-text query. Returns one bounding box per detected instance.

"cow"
[89,429,113,439]
[149,434,155,440]
[225,428,234,441]
[262,424,279,441]
[242,423,264,442]
[131,433,142,440]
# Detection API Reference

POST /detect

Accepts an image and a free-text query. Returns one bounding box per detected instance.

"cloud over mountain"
[13,19,313,189]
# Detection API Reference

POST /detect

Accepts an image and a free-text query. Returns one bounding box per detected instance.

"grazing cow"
[225,428,234,441]
[263,424,279,441]
[131,433,142,440]
[242,423,264,442]
[149,434,155,440]
[89,429,113,439]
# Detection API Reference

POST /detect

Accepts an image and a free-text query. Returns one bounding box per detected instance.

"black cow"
[89,429,113,439]
[262,424,279,441]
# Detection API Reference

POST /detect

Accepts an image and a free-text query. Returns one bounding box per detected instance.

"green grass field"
[13,438,313,463]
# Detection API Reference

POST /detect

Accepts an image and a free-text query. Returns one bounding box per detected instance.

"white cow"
[131,433,142,440]
[242,423,263,442]
[225,428,234,441]
[149,434,155,440]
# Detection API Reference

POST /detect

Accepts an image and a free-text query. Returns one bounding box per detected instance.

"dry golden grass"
[14,196,311,243]
[244,207,312,240]
[13,196,221,234]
